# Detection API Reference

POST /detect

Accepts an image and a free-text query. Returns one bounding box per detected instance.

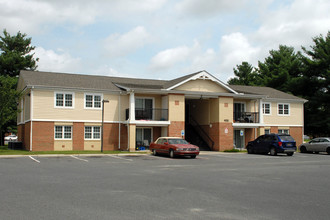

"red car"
[150,137,199,159]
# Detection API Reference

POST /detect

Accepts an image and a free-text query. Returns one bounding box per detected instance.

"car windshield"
[168,139,188,144]
[279,135,294,142]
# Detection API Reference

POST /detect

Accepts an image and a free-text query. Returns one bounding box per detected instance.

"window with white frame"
[85,126,101,140]
[55,126,72,139]
[264,129,271,134]
[55,92,74,108]
[278,129,289,134]
[278,103,290,115]
[85,94,102,109]
[262,103,271,115]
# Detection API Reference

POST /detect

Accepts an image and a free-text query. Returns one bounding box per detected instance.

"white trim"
[277,103,290,116]
[166,71,238,94]
[263,124,303,127]
[84,93,103,110]
[54,91,75,109]
[232,123,264,128]
[21,119,126,123]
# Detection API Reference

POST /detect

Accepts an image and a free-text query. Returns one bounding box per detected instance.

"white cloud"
[0,0,168,34]
[103,26,150,58]
[175,0,248,17]
[254,0,330,49]
[34,47,81,73]
[149,40,201,71]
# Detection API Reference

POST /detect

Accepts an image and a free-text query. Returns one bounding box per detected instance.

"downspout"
[30,87,34,151]
[118,92,121,150]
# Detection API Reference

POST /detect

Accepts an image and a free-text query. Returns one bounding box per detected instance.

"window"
[135,98,153,120]
[264,129,270,134]
[278,103,290,115]
[55,92,74,108]
[278,129,289,134]
[85,94,102,109]
[263,103,271,115]
[55,126,72,139]
[85,126,101,140]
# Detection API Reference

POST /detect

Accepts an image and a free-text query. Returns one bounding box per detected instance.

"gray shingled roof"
[229,85,306,101]
[19,70,306,101]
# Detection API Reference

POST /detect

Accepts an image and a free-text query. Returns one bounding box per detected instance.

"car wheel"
[247,146,253,154]
[152,149,157,156]
[300,146,307,153]
[169,149,175,158]
[270,147,277,156]
[287,152,294,156]
[191,155,196,159]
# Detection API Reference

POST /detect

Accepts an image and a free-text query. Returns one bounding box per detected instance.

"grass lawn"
[0,145,149,155]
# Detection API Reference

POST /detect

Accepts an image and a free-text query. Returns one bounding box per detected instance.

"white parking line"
[107,155,133,161]
[29,156,40,163]
[70,155,89,162]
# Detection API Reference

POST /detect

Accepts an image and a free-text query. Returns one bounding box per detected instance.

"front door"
[234,129,245,149]
[136,128,152,150]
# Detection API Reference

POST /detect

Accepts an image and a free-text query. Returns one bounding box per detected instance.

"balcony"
[126,108,168,121]
[233,112,259,123]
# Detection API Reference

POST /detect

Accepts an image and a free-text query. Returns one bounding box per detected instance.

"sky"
[1,0,329,82]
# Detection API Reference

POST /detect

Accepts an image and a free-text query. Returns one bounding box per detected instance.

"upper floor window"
[278,103,290,115]
[263,103,271,115]
[55,126,72,139]
[85,94,102,109]
[55,92,74,108]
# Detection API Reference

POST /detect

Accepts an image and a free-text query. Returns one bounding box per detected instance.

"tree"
[228,62,260,86]
[0,29,39,77]
[0,76,21,145]
[0,29,38,145]
[257,45,303,94]
[300,32,330,136]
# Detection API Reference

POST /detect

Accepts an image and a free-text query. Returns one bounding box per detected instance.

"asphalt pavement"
[1,152,329,220]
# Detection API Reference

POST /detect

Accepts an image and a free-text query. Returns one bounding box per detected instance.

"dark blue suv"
[246,134,297,156]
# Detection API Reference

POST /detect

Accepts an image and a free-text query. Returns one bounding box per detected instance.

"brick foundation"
[289,127,303,146]
[32,121,54,151]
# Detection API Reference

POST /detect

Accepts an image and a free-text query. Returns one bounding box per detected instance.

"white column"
[259,99,264,124]
[129,92,135,121]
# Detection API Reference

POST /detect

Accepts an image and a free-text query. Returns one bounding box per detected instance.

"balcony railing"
[233,112,259,123]
[126,108,168,121]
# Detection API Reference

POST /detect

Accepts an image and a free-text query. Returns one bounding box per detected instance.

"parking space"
[1,153,329,220]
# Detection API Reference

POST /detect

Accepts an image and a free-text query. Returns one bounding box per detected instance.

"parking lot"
[1,152,329,220]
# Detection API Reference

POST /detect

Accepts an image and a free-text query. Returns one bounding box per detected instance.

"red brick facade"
[167,121,185,137]
[289,127,303,146]
[32,121,54,151]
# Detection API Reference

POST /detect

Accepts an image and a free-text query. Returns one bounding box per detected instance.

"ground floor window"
[278,129,289,134]
[55,126,72,139]
[136,128,152,150]
[85,126,101,140]
[265,129,270,134]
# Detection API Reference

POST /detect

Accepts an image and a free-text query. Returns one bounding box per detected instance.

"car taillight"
[278,142,282,146]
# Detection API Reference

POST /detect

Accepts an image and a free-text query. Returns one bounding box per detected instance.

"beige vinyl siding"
[54,140,73,151]
[33,90,123,122]
[263,102,303,125]
[219,97,233,123]
[168,94,185,122]
[24,93,31,122]
[84,140,101,150]
[175,79,229,93]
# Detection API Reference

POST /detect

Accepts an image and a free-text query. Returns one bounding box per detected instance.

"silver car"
[299,137,330,154]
